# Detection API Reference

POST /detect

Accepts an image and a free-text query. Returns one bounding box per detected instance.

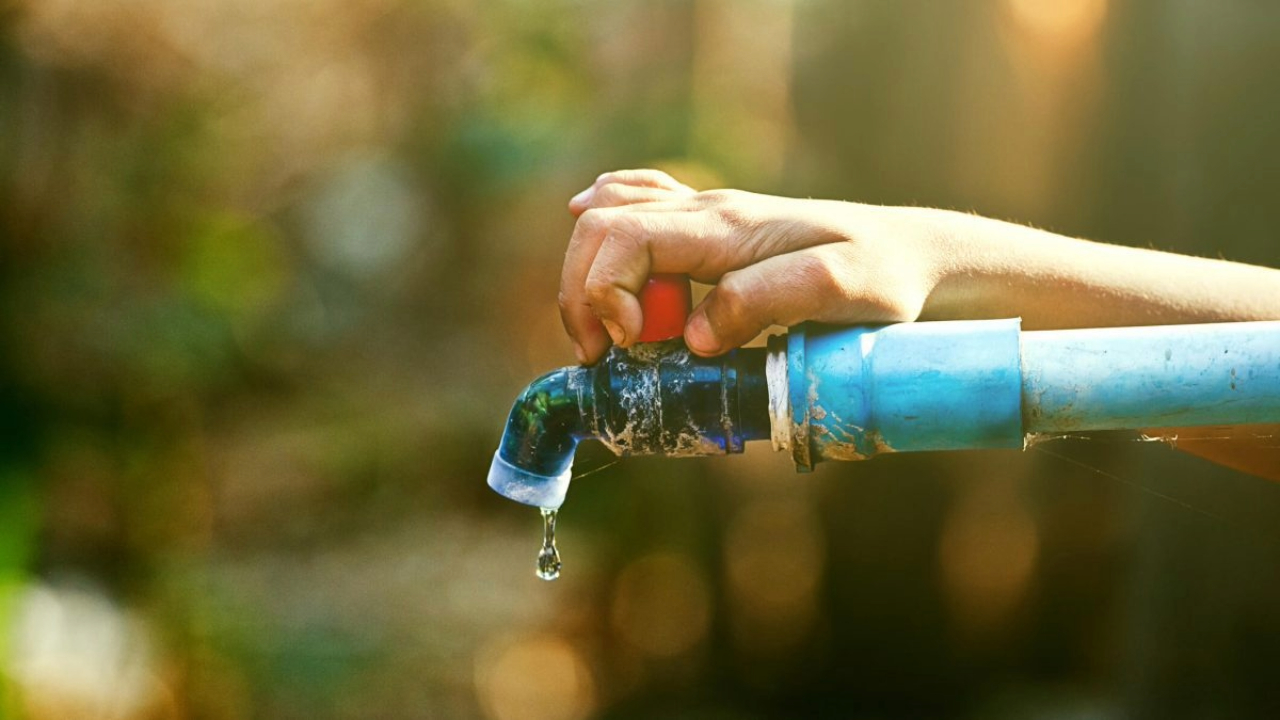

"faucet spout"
[487,366,593,509]
[488,340,771,509]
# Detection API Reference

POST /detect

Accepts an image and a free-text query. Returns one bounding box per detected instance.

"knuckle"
[648,169,677,187]
[614,168,662,184]
[604,213,647,249]
[594,182,625,206]
[600,170,639,187]
[583,276,614,307]
[713,274,752,324]
[556,289,574,312]
[718,206,756,235]
[576,207,611,235]
[702,191,755,229]
[696,188,734,205]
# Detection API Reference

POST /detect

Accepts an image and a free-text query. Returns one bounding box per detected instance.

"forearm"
[916,209,1280,330]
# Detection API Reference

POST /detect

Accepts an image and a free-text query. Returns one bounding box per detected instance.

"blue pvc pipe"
[1022,321,1280,433]
[784,319,1280,469]
[784,320,1024,470]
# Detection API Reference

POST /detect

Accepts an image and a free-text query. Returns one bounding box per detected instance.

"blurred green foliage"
[0,1,1278,719]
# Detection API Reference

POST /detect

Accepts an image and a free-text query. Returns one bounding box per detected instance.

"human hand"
[560,169,945,363]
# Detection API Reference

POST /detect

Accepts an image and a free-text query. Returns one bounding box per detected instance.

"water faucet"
[488,277,1280,509]
[486,339,771,508]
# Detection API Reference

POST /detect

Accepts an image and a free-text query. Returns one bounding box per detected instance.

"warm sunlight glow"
[1004,0,1108,47]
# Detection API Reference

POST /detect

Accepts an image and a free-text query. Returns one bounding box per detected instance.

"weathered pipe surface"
[487,339,769,508]
[1022,321,1280,433]
[781,319,1280,470]
[780,319,1025,471]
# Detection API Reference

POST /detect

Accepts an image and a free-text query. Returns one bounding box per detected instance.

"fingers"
[566,199,741,361]
[568,169,695,215]
[581,213,666,348]
[561,193,850,363]
[596,168,695,193]
[571,183,676,215]
[561,206,685,360]
[559,207,623,362]
[684,243,924,356]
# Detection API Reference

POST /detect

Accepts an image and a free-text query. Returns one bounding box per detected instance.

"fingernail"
[570,186,594,207]
[685,312,718,354]
[572,342,588,365]
[600,318,625,346]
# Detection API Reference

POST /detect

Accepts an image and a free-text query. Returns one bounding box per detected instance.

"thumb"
[684,252,832,355]
[683,244,922,356]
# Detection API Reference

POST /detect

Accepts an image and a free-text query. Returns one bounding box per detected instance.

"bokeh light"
[938,477,1040,637]
[1004,0,1108,47]
[723,498,825,656]
[474,633,596,720]
[6,581,173,720]
[610,553,712,659]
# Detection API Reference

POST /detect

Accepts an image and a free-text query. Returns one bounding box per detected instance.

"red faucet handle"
[637,273,692,343]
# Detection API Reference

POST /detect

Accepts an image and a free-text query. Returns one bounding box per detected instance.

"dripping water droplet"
[536,507,562,581]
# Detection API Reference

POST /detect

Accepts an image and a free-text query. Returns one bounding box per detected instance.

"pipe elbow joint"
[487,366,592,509]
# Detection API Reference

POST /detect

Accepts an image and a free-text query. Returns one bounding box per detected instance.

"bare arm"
[559,170,1280,362]
[920,209,1280,330]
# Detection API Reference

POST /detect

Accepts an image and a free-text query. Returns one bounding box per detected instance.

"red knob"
[637,273,691,343]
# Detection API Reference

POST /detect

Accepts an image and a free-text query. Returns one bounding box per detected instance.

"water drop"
[536,507,562,581]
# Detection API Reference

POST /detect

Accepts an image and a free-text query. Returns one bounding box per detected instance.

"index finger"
[560,202,688,361]
[568,169,695,216]
[559,207,639,362]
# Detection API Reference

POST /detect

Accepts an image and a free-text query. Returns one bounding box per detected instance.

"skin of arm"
[558,169,1280,479]
[920,209,1280,330]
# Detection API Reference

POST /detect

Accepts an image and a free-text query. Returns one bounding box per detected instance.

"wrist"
[897,207,1002,321]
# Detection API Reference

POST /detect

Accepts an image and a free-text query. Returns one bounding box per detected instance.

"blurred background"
[1,0,1279,718]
